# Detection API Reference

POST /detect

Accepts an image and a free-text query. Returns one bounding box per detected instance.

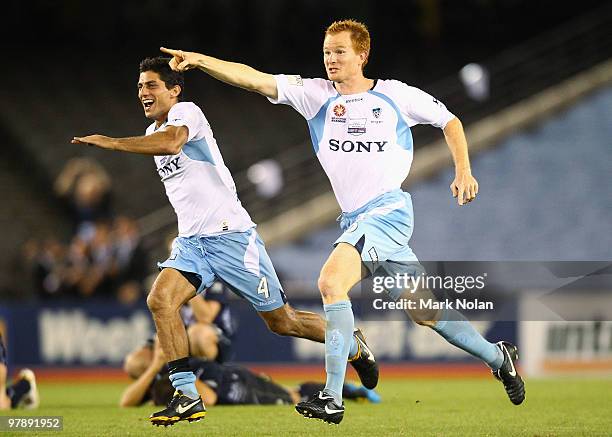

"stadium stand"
[0,2,610,297]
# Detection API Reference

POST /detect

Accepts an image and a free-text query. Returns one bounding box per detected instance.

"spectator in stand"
[54,158,113,237]
[112,216,148,305]
[22,217,148,302]
[23,238,67,298]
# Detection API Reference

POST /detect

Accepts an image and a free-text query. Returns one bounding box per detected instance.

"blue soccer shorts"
[335,189,426,298]
[159,228,287,312]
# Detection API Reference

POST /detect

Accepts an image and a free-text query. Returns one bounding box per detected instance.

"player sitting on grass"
[73,56,377,426]
[0,334,39,410]
[120,338,380,410]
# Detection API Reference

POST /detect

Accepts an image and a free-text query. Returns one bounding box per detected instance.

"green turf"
[5,378,612,436]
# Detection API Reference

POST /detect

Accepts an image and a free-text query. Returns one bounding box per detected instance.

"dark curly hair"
[139,56,184,101]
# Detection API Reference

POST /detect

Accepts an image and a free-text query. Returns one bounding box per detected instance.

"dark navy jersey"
[191,359,292,405]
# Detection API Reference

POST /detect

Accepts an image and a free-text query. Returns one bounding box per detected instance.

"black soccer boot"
[149,390,206,426]
[295,390,345,425]
[492,341,526,405]
[348,328,379,389]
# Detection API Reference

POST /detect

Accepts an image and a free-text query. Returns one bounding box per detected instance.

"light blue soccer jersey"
[268,76,455,213]
[147,102,255,237]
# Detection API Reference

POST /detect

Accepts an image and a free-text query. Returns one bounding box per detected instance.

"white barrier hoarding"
[520,293,612,376]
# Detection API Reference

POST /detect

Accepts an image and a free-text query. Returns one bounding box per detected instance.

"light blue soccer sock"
[432,307,504,370]
[168,371,199,400]
[323,300,355,404]
[167,357,199,399]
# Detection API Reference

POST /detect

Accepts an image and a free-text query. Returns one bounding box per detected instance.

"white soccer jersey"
[148,102,255,237]
[269,75,455,212]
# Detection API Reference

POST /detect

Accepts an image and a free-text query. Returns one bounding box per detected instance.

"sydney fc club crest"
[372,107,381,118]
[333,104,346,117]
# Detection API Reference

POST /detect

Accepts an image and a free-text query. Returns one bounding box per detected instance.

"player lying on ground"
[160,18,525,424]
[72,56,378,426]
[124,282,236,378]
[120,338,380,408]
[0,334,39,410]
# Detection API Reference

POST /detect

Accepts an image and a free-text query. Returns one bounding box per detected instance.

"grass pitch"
[6,377,612,436]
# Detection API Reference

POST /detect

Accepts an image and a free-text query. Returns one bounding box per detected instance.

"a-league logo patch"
[347,118,367,136]
[333,104,346,117]
[372,107,381,118]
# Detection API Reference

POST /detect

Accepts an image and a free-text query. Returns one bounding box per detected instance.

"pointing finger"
[160,47,180,57]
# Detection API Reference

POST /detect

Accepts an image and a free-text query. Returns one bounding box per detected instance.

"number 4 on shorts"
[258,276,269,299]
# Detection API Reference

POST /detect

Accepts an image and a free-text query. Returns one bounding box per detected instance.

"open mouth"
[142,99,154,110]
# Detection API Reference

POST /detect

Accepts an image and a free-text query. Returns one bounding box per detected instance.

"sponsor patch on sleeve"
[287,75,303,86]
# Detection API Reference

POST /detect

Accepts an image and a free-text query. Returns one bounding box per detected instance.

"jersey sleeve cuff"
[266,75,286,105]
[438,112,457,129]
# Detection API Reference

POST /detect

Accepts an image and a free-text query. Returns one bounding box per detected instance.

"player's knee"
[146,289,164,314]
[146,286,175,315]
[317,274,343,301]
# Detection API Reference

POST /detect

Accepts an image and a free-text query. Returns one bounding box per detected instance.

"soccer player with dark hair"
[72,56,377,426]
[161,18,525,424]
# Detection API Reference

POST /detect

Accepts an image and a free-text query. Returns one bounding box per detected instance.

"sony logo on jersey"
[156,156,181,178]
[329,139,388,152]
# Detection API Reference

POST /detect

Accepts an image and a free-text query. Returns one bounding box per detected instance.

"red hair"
[325,19,371,68]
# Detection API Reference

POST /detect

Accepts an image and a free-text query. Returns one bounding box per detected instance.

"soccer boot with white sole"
[15,369,39,409]
[295,391,344,424]
[149,390,206,426]
[492,341,526,405]
[348,328,379,389]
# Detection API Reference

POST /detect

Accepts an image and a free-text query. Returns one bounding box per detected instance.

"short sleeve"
[267,75,335,119]
[395,82,455,128]
[165,102,202,142]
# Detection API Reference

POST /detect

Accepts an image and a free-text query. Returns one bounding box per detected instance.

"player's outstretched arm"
[444,117,479,205]
[72,126,188,156]
[160,47,278,100]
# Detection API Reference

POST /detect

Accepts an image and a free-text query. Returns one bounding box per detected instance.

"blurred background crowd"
[18,158,147,303]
